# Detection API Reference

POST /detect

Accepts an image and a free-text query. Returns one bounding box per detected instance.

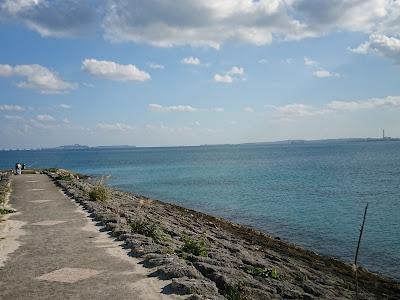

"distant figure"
[22,163,26,170]
[15,163,19,175]
[16,163,22,175]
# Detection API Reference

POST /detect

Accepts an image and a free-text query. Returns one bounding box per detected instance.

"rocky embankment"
[0,171,13,215]
[46,169,400,299]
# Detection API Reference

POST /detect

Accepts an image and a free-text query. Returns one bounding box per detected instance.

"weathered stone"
[170,277,219,296]
[142,254,176,268]
[154,261,204,280]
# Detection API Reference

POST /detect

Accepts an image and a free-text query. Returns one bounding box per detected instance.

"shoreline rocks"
[46,169,400,299]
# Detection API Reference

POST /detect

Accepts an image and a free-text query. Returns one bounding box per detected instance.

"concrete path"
[0,174,182,300]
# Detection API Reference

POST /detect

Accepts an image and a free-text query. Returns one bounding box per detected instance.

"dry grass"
[89,177,109,203]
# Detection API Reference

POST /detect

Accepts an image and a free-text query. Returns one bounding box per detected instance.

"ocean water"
[1,141,399,280]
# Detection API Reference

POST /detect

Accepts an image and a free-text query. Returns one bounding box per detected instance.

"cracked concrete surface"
[0,174,183,300]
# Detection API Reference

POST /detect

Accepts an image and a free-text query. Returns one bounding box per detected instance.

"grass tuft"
[130,218,168,242]
[89,184,109,202]
[0,207,15,215]
[180,234,208,257]
[224,284,248,300]
[57,174,74,181]
[43,168,59,173]
[242,265,280,280]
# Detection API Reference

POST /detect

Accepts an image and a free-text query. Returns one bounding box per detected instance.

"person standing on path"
[16,163,22,175]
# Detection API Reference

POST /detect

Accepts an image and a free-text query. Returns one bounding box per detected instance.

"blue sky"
[0,0,399,148]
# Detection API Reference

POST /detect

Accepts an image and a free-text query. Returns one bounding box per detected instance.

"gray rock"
[154,261,204,280]
[170,277,219,296]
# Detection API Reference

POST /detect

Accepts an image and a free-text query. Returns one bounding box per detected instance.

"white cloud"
[148,63,165,69]
[313,69,340,78]
[4,115,24,120]
[351,34,400,64]
[36,114,55,122]
[0,104,25,112]
[258,59,268,64]
[292,0,393,34]
[210,107,224,112]
[0,64,76,93]
[1,0,42,15]
[304,57,316,66]
[244,106,254,113]
[268,103,331,118]
[328,96,400,110]
[103,0,314,48]
[2,0,399,53]
[149,104,224,113]
[192,121,201,126]
[214,66,244,83]
[303,57,340,78]
[214,73,233,83]
[59,104,71,109]
[82,59,150,81]
[63,118,70,124]
[149,104,197,113]
[0,64,14,76]
[96,122,135,131]
[227,66,245,76]
[266,95,400,121]
[83,82,95,88]
[281,58,293,64]
[0,0,95,38]
[181,56,201,65]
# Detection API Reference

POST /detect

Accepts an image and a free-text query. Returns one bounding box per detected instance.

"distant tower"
[383,129,385,139]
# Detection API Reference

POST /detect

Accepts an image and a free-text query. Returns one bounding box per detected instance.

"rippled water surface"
[1,141,399,279]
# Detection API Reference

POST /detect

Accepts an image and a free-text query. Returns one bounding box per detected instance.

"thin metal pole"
[355,203,368,266]
[354,203,368,300]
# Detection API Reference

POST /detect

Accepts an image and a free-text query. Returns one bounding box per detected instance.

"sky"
[0,0,399,149]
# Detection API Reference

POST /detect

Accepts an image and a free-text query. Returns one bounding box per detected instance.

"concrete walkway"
[0,174,181,300]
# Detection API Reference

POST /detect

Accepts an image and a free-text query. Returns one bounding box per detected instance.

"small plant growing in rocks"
[224,284,248,300]
[242,265,280,280]
[161,247,175,255]
[180,234,208,257]
[130,218,168,242]
[57,174,74,181]
[0,191,5,206]
[89,178,109,203]
[44,168,59,173]
[0,207,15,215]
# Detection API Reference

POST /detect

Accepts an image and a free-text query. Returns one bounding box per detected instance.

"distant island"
[55,144,137,150]
[2,135,400,152]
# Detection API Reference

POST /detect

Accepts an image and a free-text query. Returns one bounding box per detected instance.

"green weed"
[243,265,280,280]
[44,168,59,173]
[130,219,168,242]
[57,174,74,181]
[0,208,15,215]
[224,284,248,300]
[180,234,208,257]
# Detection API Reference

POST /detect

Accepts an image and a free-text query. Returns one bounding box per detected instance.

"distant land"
[54,144,137,150]
[201,136,400,147]
[1,137,400,151]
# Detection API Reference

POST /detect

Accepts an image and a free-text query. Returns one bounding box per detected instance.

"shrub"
[224,284,248,300]
[242,265,280,280]
[180,234,208,257]
[130,218,168,242]
[89,185,109,203]
[44,168,59,173]
[0,208,15,215]
[161,247,175,255]
[57,174,74,181]
[0,192,5,206]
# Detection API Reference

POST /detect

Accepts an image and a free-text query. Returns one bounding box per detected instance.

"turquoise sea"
[1,141,399,280]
